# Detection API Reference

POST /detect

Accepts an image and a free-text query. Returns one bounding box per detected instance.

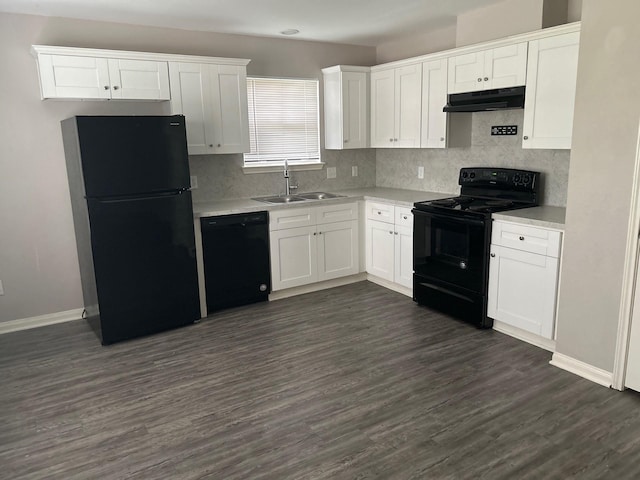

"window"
[244,77,320,167]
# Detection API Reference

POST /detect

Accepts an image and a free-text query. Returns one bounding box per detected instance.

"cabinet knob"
[484,77,489,81]
[519,236,525,241]
[319,231,323,235]
[389,231,393,234]
[113,86,119,90]
[394,231,398,235]
[217,143,221,147]
[344,139,349,143]
[377,211,381,215]
[403,215,407,220]
[390,138,394,142]
[490,253,496,258]
[313,232,317,236]
[394,138,398,142]
[440,137,445,141]
[523,136,529,140]
[104,86,110,90]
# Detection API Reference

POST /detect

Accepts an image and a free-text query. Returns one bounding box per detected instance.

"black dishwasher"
[200,211,271,313]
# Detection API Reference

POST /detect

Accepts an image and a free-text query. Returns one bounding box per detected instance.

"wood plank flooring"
[2,281,640,479]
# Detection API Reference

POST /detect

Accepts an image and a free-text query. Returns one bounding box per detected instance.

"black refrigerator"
[61,115,200,345]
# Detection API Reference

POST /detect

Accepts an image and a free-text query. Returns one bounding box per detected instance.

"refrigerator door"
[76,115,190,197]
[87,190,199,344]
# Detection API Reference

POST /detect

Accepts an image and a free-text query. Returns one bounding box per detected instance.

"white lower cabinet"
[488,220,562,339]
[270,203,359,291]
[365,202,413,290]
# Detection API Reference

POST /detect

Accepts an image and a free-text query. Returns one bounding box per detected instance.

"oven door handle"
[411,209,486,227]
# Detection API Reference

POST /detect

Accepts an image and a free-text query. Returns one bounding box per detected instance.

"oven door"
[412,209,488,294]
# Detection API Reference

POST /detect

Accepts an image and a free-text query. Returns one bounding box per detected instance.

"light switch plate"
[327,167,337,179]
[418,166,425,179]
[0,280,4,296]
[351,166,358,177]
[190,176,198,189]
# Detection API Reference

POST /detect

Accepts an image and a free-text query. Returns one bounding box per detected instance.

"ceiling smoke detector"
[280,29,300,36]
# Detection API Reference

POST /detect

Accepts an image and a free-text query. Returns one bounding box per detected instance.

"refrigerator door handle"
[92,190,187,204]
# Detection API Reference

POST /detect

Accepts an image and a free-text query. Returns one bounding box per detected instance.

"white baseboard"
[269,273,367,301]
[550,352,613,388]
[0,308,84,335]
[365,274,412,298]
[493,320,556,352]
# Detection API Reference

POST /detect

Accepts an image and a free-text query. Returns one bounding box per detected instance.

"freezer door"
[87,190,199,344]
[75,115,190,197]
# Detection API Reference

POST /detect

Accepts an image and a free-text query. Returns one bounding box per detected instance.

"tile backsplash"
[376,110,569,206]
[189,149,377,203]
[191,110,570,206]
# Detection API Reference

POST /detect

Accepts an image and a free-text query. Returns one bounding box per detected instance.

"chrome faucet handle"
[289,184,299,191]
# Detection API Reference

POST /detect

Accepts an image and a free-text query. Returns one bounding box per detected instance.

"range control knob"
[523,174,531,184]
[462,172,468,178]
[514,174,521,183]
[469,172,476,179]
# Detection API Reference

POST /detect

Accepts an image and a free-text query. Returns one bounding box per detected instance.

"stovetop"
[413,167,540,216]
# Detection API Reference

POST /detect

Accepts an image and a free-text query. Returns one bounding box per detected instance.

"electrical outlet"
[190,176,198,189]
[0,280,4,296]
[327,167,337,179]
[418,166,425,179]
[351,166,358,177]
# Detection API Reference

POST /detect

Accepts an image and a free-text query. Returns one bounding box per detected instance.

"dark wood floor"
[2,281,640,479]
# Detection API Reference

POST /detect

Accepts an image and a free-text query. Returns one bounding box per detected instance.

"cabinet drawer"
[270,207,316,231]
[395,207,413,227]
[366,202,394,223]
[491,221,561,257]
[316,202,358,225]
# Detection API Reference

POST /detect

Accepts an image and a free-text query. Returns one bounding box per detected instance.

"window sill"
[242,162,325,175]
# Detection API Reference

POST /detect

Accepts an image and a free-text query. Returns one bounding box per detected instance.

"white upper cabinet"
[371,64,422,148]
[322,66,369,150]
[522,31,580,150]
[169,62,250,155]
[32,46,170,101]
[448,42,528,93]
[420,58,448,148]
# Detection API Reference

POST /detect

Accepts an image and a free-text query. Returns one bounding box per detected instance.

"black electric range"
[412,167,540,328]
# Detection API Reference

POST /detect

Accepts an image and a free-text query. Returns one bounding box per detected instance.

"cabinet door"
[522,32,580,150]
[421,58,448,148]
[394,64,422,148]
[342,72,368,149]
[168,62,215,155]
[107,59,170,100]
[370,69,396,148]
[209,64,250,154]
[317,220,359,281]
[36,54,111,99]
[448,51,485,94]
[365,219,395,281]
[394,224,413,289]
[485,42,528,89]
[270,226,318,291]
[487,245,559,338]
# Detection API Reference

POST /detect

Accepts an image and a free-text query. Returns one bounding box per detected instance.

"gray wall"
[0,12,375,324]
[376,110,569,206]
[555,0,640,372]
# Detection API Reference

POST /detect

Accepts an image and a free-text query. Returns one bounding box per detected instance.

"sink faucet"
[283,159,298,195]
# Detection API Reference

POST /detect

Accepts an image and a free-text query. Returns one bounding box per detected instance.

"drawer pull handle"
[519,236,525,241]
[490,253,496,258]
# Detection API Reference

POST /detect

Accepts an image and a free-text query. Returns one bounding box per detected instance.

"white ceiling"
[0,0,505,46]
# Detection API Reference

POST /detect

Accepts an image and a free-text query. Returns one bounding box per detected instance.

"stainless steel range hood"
[443,86,526,112]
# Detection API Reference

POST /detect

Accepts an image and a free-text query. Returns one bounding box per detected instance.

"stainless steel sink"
[252,195,307,204]
[252,192,345,204]
[297,192,345,200]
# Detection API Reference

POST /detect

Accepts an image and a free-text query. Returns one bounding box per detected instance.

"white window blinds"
[244,77,320,165]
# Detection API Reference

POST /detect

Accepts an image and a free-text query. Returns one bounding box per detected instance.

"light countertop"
[193,188,567,230]
[192,187,449,218]
[492,206,566,230]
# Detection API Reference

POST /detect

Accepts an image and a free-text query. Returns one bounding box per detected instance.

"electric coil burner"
[412,167,540,328]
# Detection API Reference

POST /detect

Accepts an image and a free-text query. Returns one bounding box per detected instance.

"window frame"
[243,75,323,173]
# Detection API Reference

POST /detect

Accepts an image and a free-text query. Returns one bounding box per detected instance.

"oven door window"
[413,211,487,293]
